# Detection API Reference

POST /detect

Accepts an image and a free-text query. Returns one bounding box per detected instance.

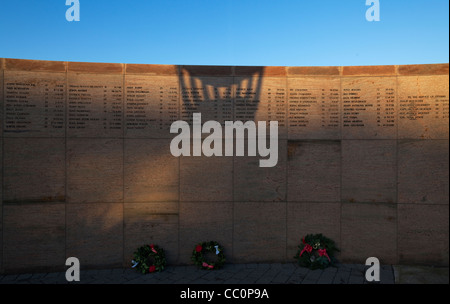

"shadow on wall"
[179,66,265,123]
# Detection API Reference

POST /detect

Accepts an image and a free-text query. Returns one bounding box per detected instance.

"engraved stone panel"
[124,202,179,265]
[67,73,123,137]
[179,202,232,264]
[3,203,65,272]
[398,140,449,204]
[287,202,341,258]
[341,202,397,264]
[288,77,340,139]
[398,75,449,139]
[67,138,123,203]
[233,202,286,262]
[124,139,179,202]
[287,140,341,202]
[342,140,397,203]
[180,75,233,130]
[66,203,123,268]
[3,138,65,203]
[3,71,65,137]
[341,77,397,139]
[234,77,287,138]
[125,75,178,138]
[398,204,449,266]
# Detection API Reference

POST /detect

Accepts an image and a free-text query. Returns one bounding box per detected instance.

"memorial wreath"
[294,234,339,269]
[191,241,226,270]
[131,244,166,274]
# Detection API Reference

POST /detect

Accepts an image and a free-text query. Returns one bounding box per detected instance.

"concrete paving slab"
[393,265,449,284]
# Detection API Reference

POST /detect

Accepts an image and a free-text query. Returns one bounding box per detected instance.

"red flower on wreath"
[149,265,156,273]
[202,262,214,269]
[318,249,331,262]
[149,244,158,254]
[299,244,313,257]
[195,245,203,253]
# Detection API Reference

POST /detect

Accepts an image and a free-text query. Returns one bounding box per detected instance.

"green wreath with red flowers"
[131,244,166,274]
[294,234,339,270]
[191,241,226,270]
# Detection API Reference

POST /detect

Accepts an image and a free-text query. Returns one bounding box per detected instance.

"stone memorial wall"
[0,58,448,273]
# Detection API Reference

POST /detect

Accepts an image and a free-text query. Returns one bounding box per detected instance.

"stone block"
[287,66,340,76]
[0,66,3,135]
[342,65,396,76]
[66,203,123,268]
[180,65,232,77]
[341,202,397,264]
[126,64,178,76]
[233,202,286,262]
[3,203,65,272]
[68,61,123,74]
[124,139,178,202]
[0,138,2,273]
[287,202,341,258]
[67,138,123,203]
[398,140,449,204]
[5,58,66,73]
[3,138,65,203]
[180,153,233,202]
[234,139,287,202]
[342,140,397,203]
[287,140,341,202]
[179,202,233,264]
[398,204,449,266]
[235,66,286,77]
[397,63,449,76]
[124,202,179,266]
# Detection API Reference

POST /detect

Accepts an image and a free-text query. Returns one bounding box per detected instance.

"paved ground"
[393,265,449,284]
[0,263,396,284]
[0,263,447,285]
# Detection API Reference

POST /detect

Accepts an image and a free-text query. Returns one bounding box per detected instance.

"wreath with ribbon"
[191,241,226,270]
[131,244,166,274]
[294,234,339,270]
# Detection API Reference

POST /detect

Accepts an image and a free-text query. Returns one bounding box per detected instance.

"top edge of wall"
[67,61,123,74]
[396,64,449,76]
[1,58,448,76]
[4,58,67,72]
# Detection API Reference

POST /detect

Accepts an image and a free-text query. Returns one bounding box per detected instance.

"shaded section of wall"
[0,59,448,274]
[0,58,3,273]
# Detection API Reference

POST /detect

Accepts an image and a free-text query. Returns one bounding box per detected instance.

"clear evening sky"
[0,0,448,66]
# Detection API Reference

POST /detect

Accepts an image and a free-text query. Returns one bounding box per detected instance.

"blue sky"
[0,0,448,66]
